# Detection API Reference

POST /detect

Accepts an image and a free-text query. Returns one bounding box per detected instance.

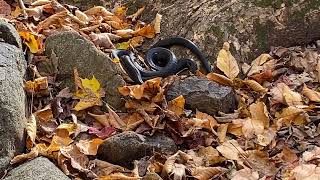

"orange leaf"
[168,95,185,116]
[76,138,104,156]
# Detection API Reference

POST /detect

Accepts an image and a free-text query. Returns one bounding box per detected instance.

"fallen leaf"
[127,6,145,22]
[19,31,42,53]
[302,84,320,102]
[126,112,145,131]
[249,101,269,128]
[198,146,225,165]
[244,79,268,93]
[60,144,89,172]
[76,138,104,156]
[292,164,320,180]
[216,42,239,80]
[216,139,245,161]
[231,168,259,180]
[0,0,11,15]
[10,147,39,165]
[257,128,276,146]
[276,106,307,128]
[168,95,185,116]
[88,127,116,139]
[26,114,37,150]
[191,166,226,180]
[303,146,320,162]
[206,72,233,86]
[154,13,162,34]
[133,24,156,38]
[242,118,264,139]
[282,84,303,106]
[47,135,73,152]
[217,124,228,143]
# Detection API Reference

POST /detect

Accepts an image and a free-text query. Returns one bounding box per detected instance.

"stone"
[113,0,320,65]
[59,0,105,10]
[0,23,26,173]
[166,76,237,115]
[4,157,70,180]
[0,20,22,49]
[97,131,177,169]
[44,31,126,110]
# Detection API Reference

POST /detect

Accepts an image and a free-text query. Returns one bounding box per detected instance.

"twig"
[17,0,28,18]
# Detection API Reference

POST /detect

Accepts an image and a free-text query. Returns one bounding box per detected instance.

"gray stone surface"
[44,32,126,110]
[97,131,177,169]
[0,23,26,173]
[4,157,70,180]
[166,76,237,115]
[0,20,22,49]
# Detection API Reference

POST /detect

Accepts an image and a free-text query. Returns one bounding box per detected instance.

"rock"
[59,0,105,10]
[97,131,177,169]
[44,32,125,110]
[0,20,22,49]
[114,0,320,65]
[166,76,237,115]
[0,22,26,173]
[4,157,70,180]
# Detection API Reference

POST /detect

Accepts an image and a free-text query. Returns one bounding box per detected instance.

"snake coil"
[111,37,211,84]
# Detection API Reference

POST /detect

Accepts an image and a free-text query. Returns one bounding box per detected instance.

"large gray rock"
[97,131,177,169]
[4,157,70,180]
[0,22,26,173]
[166,76,237,115]
[44,32,126,109]
[0,20,22,49]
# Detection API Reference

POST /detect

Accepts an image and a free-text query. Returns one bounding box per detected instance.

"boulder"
[4,157,70,180]
[44,32,126,110]
[166,76,237,115]
[97,131,177,169]
[0,22,26,173]
[110,0,320,65]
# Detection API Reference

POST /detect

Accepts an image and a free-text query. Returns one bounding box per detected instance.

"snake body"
[112,37,211,84]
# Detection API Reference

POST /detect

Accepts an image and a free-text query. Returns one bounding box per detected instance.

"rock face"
[166,76,237,115]
[97,131,177,168]
[0,22,26,173]
[109,0,320,65]
[44,32,126,109]
[4,157,70,180]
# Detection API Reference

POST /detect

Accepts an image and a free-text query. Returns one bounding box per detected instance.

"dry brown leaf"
[154,13,162,34]
[89,159,125,177]
[249,101,269,128]
[244,79,268,93]
[217,124,228,143]
[125,112,145,131]
[317,59,320,82]
[276,106,306,128]
[107,104,126,129]
[118,84,145,99]
[127,6,145,22]
[283,84,303,106]
[250,70,273,84]
[227,119,245,136]
[206,72,233,86]
[269,82,287,104]
[302,84,320,102]
[100,173,139,180]
[231,168,259,180]
[26,114,37,150]
[251,54,272,67]
[216,42,239,80]
[10,147,39,165]
[88,112,110,127]
[216,139,245,161]
[113,29,134,38]
[133,24,156,38]
[257,128,276,146]
[75,9,89,23]
[292,164,320,180]
[242,118,264,139]
[0,0,11,15]
[47,135,73,152]
[84,6,113,17]
[191,166,226,180]
[168,95,185,116]
[25,77,49,95]
[129,36,144,48]
[303,146,320,162]
[76,138,104,156]
[60,144,89,172]
[198,146,225,165]
[89,32,115,49]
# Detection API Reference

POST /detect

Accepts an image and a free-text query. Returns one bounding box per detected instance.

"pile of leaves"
[2,0,320,179]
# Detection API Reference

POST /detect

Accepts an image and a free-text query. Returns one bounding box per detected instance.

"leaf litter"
[3,0,320,179]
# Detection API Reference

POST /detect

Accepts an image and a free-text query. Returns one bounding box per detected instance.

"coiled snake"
[111,37,212,84]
